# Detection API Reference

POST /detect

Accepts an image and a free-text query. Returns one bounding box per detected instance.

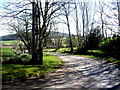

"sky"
[0,0,10,36]
[0,0,114,36]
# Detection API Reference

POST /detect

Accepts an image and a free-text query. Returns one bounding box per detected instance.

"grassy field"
[0,40,17,59]
[1,40,20,60]
[1,48,15,60]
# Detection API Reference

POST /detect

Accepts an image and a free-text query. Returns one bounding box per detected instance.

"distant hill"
[0,35,16,41]
[0,32,70,41]
[49,31,69,38]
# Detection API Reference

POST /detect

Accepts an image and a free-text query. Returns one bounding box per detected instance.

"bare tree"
[97,1,108,38]
[74,2,81,48]
[8,18,31,54]
[103,0,120,36]
[23,0,65,65]
[79,1,91,47]
[62,2,73,52]
[2,0,64,65]
[116,0,120,33]
[2,0,32,53]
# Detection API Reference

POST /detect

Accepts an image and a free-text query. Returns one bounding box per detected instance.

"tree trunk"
[82,12,85,38]
[75,3,81,48]
[31,2,36,63]
[37,46,43,65]
[66,16,73,53]
[30,2,43,65]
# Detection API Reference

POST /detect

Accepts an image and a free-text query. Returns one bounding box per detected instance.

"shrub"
[86,26,104,50]
[74,46,88,54]
[99,37,120,59]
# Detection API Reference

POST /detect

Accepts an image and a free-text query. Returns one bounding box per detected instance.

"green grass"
[77,50,120,64]
[79,54,96,58]
[44,48,55,52]
[1,48,15,60]
[2,53,62,83]
[73,50,120,64]
[87,50,104,54]
[1,40,18,59]
[44,47,77,53]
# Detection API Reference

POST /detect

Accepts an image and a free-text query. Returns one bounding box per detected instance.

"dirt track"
[3,53,120,89]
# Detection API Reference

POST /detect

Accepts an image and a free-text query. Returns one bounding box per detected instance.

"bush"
[99,37,120,59]
[74,46,88,54]
[86,26,104,50]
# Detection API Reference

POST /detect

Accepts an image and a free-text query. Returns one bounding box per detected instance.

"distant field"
[1,48,15,60]
[0,40,19,60]
[0,40,20,46]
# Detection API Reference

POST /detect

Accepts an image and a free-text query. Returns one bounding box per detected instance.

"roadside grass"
[74,50,120,64]
[85,50,120,63]
[44,47,77,53]
[44,48,120,64]
[2,53,62,83]
[87,50,104,54]
[44,48,55,52]
[76,50,120,64]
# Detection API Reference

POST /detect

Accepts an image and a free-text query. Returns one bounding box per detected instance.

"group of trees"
[2,0,120,65]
